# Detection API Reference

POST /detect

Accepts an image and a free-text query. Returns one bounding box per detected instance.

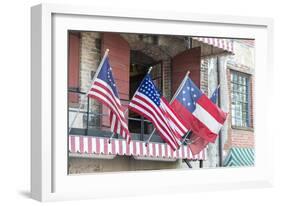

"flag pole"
[68,49,110,133]
[110,66,153,144]
[147,66,153,74]
[170,70,190,103]
[145,70,190,147]
[108,108,128,144]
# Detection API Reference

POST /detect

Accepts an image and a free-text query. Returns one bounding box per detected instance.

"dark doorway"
[129,50,163,139]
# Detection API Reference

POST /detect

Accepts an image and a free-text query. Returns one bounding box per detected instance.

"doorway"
[129,50,163,139]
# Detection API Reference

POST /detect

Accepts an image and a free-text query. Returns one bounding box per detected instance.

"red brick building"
[68,31,254,173]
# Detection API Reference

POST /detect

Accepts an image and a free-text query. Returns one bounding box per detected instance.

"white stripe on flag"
[95,79,122,105]
[193,103,223,134]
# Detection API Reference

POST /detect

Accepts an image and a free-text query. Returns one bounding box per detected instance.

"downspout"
[217,56,223,167]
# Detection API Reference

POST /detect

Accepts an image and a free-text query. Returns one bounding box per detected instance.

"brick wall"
[200,58,209,94]
[162,58,172,100]
[224,40,255,150]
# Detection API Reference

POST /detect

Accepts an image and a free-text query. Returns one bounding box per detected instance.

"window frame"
[230,70,252,129]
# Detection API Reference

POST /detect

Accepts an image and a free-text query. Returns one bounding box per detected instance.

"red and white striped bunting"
[69,135,207,160]
[192,37,234,53]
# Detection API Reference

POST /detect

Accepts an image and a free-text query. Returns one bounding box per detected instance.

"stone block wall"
[80,32,102,127]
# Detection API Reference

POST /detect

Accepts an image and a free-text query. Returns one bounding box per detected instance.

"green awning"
[223,147,255,167]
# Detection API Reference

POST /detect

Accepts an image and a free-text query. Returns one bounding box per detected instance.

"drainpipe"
[217,56,223,167]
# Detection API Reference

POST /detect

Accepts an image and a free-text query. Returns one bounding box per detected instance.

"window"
[231,71,251,128]
[68,32,80,105]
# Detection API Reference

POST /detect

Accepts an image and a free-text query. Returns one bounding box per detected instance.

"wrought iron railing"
[68,89,163,142]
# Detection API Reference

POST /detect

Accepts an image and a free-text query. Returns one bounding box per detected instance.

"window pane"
[231,72,250,127]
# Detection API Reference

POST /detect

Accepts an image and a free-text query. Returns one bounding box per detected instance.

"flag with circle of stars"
[88,56,131,143]
[96,57,119,98]
[176,78,203,113]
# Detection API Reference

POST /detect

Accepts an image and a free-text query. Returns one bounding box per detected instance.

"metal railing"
[68,89,163,142]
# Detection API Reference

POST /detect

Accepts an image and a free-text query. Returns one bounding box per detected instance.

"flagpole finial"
[186,70,190,77]
[147,66,153,74]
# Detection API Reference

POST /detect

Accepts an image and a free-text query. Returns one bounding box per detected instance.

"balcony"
[68,90,207,161]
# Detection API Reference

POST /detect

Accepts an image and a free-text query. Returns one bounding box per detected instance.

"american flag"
[88,57,131,143]
[129,74,188,150]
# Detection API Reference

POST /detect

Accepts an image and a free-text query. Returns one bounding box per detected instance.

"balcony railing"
[68,89,164,143]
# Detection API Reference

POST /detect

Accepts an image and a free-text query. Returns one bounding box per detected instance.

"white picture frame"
[31,3,274,202]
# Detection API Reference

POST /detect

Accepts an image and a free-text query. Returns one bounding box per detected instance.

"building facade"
[68,31,255,173]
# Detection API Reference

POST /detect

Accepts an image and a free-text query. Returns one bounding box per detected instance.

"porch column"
[217,55,230,161]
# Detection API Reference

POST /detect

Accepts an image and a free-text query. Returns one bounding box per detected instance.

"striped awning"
[223,147,255,167]
[69,135,207,161]
[192,37,234,53]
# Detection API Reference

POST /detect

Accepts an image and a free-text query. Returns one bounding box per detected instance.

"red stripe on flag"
[89,86,126,123]
[91,81,123,111]
[172,99,219,143]
[197,95,227,124]
[131,98,175,138]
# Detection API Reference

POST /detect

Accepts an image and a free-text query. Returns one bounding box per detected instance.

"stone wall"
[69,157,182,174]
[224,40,255,151]
[80,32,102,127]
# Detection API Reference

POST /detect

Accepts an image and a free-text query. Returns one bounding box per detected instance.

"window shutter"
[68,32,80,103]
[172,47,201,95]
[101,33,130,128]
